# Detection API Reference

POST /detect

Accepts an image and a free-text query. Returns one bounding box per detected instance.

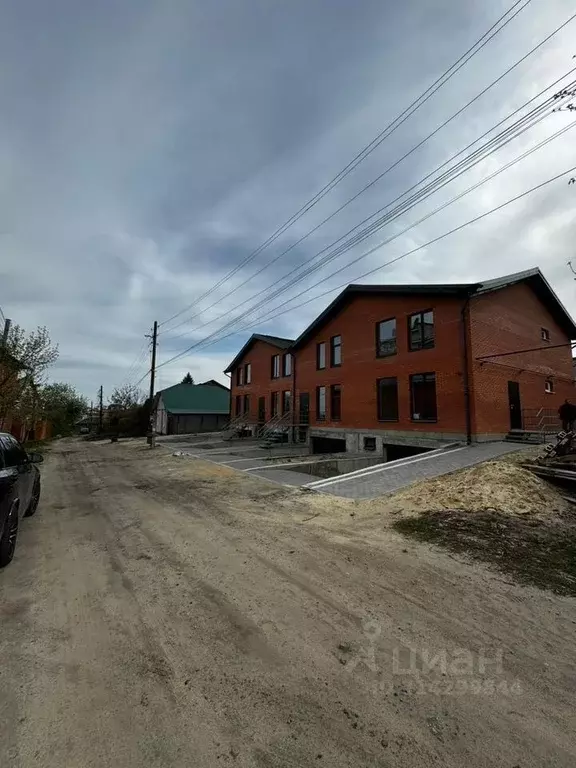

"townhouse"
[225,334,294,428]
[226,268,576,453]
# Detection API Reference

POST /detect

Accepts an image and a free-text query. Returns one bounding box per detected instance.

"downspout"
[461,295,473,445]
[291,351,297,444]
[225,371,232,425]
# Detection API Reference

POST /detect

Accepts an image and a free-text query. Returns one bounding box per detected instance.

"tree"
[109,383,145,410]
[40,382,88,436]
[181,372,194,384]
[0,325,59,423]
[3,324,58,382]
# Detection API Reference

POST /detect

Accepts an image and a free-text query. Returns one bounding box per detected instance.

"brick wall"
[468,283,575,436]
[229,340,294,422]
[294,294,469,436]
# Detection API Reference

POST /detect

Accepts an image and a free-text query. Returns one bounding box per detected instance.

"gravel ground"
[1,439,575,767]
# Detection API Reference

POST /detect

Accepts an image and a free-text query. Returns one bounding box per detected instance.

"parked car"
[0,433,43,567]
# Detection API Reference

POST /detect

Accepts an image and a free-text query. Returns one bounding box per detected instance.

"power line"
[153,163,576,372]
[231,120,575,337]
[158,0,531,331]
[162,73,576,350]
[162,9,575,338]
[122,342,151,390]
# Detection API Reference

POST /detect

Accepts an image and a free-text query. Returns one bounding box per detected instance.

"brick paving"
[158,435,526,501]
[310,442,524,500]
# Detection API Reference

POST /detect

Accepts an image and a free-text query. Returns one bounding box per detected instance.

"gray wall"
[168,413,229,435]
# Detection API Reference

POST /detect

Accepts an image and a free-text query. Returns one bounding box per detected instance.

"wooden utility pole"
[98,386,104,433]
[147,321,158,448]
[149,321,158,401]
[1,318,11,347]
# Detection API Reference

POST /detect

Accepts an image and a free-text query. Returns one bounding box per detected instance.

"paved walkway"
[160,435,526,500]
[304,441,524,499]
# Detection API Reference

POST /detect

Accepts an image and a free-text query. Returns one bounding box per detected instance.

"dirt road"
[1,440,575,767]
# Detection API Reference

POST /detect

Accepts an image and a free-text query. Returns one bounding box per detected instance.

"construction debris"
[541,430,576,458]
[388,459,569,517]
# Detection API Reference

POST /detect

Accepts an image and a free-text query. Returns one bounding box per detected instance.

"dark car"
[0,433,43,568]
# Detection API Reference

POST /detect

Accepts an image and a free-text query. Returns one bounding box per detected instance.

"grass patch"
[394,510,576,596]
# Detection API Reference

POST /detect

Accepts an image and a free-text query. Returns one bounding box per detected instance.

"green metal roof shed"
[159,383,230,414]
[153,382,230,435]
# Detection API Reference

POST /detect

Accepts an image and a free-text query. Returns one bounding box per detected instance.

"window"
[410,373,437,422]
[330,384,342,420]
[245,363,251,384]
[316,342,326,370]
[409,310,435,351]
[271,354,280,379]
[363,437,376,452]
[545,379,554,393]
[271,391,279,416]
[283,353,292,377]
[316,386,327,421]
[377,377,399,421]
[330,335,342,367]
[0,436,26,468]
[282,390,292,415]
[299,392,310,424]
[376,318,397,357]
[258,396,266,422]
[243,394,250,414]
[541,327,550,342]
[236,366,244,386]
[235,395,241,416]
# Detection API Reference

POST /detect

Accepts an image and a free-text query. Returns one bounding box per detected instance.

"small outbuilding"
[152,381,230,435]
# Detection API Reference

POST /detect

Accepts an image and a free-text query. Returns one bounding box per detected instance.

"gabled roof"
[156,382,230,414]
[291,282,478,349]
[291,267,576,348]
[199,379,229,391]
[224,333,293,373]
[475,267,576,338]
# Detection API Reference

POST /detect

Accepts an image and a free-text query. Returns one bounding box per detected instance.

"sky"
[0,0,575,401]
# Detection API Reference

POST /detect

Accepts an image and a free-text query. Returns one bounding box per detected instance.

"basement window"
[541,327,550,342]
[545,380,554,394]
[363,437,376,451]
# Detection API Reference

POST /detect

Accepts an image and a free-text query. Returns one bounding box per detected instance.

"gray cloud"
[1,0,575,399]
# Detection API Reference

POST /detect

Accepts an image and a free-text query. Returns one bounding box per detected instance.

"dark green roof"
[159,383,230,414]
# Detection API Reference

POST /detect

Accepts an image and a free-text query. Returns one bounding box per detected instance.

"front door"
[507,381,522,430]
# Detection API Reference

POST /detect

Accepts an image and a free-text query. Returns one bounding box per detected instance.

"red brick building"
[225,269,575,452]
[225,334,294,427]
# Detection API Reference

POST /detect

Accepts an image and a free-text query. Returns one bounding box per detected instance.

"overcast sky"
[1,0,575,400]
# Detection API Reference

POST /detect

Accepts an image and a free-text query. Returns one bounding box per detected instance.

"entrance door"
[299,393,310,425]
[507,381,522,430]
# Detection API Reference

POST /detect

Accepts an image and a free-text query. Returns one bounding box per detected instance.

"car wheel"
[0,507,19,567]
[24,479,41,518]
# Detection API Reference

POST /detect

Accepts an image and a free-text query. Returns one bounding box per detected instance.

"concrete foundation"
[308,426,464,451]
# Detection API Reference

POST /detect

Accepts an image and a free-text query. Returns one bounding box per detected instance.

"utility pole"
[149,321,158,401]
[98,386,104,433]
[146,321,158,448]
[1,318,11,347]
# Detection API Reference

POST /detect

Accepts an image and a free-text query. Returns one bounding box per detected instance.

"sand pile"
[387,459,568,517]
